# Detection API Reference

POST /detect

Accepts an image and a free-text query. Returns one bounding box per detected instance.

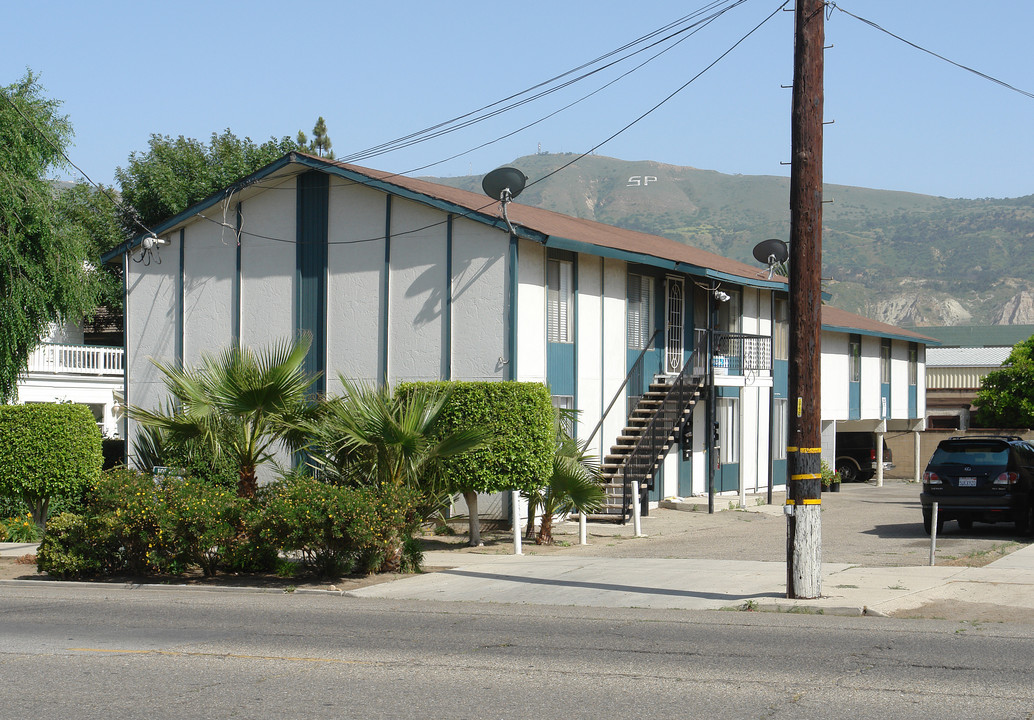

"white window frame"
[718,397,740,465]
[547,258,574,344]
[773,398,787,461]
[627,272,654,350]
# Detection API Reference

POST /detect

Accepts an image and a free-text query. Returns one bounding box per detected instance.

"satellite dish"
[752,238,789,265]
[482,167,527,202]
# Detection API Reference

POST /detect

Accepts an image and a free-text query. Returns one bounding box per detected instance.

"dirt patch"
[891,600,1034,625]
[0,554,428,593]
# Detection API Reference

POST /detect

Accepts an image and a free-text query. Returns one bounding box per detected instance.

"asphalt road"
[2,583,1033,719]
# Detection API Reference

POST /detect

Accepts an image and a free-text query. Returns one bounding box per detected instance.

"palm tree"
[302,379,492,566]
[303,379,490,496]
[128,335,319,499]
[525,411,605,545]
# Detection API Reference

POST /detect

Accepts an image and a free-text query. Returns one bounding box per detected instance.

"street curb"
[0,578,302,595]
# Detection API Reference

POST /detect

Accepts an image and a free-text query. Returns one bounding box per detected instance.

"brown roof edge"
[821,305,938,343]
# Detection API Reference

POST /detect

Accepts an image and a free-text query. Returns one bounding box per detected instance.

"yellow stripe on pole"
[801,498,821,505]
[787,446,798,453]
[798,447,822,454]
[791,473,821,481]
[785,499,795,505]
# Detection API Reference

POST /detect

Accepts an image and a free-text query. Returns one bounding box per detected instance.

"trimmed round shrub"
[0,403,103,527]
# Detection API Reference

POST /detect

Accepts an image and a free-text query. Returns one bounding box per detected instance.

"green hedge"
[0,403,102,526]
[397,381,553,494]
[36,467,424,580]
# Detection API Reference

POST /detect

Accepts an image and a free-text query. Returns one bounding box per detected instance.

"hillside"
[426,153,1034,326]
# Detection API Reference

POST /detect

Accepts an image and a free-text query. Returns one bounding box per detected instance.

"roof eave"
[100,153,300,264]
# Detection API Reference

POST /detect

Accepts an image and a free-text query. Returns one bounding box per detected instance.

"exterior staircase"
[593,362,706,522]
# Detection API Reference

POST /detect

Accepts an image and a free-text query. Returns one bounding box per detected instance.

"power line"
[528,0,791,191]
[830,2,1034,101]
[0,86,156,239]
[338,0,746,164]
[188,1,789,250]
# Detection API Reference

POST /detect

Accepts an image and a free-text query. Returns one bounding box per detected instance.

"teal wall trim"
[508,234,518,381]
[381,195,392,385]
[296,171,328,397]
[445,215,453,381]
[177,228,185,367]
[234,202,242,345]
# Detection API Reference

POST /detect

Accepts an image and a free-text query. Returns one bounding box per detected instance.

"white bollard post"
[929,501,938,566]
[512,490,522,555]
[579,512,587,545]
[632,481,644,537]
[876,432,885,487]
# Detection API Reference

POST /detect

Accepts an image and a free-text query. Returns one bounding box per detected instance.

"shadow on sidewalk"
[442,569,782,602]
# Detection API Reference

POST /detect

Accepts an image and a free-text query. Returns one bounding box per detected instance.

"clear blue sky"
[4,0,1032,199]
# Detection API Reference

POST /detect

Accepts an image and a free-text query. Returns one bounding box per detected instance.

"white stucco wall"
[124,238,179,447]
[386,197,447,383]
[860,335,882,419]
[451,217,507,381]
[182,216,236,366]
[576,255,604,447]
[821,330,849,420]
[890,340,909,419]
[327,180,386,390]
[597,258,628,459]
[240,179,296,352]
[516,240,546,384]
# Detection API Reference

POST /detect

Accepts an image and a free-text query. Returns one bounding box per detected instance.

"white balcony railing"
[25,342,124,377]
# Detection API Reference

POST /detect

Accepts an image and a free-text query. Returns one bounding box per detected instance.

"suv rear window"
[929,443,1009,466]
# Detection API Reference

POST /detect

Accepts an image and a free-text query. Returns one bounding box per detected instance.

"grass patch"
[939,542,1022,567]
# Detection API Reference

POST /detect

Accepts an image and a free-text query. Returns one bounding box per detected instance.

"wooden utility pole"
[786,0,825,599]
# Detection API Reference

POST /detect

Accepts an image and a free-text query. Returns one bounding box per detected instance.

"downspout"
[707,289,716,514]
[768,290,775,506]
[508,233,518,381]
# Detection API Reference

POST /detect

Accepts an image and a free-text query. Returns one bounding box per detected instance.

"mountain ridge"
[424,153,1034,326]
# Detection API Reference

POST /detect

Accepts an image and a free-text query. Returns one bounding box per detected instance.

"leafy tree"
[128,335,320,498]
[974,335,1034,428]
[309,116,333,159]
[55,180,125,311]
[115,129,301,229]
[400,382,554,546]
[0,403,103,528]
[0,71,100,401]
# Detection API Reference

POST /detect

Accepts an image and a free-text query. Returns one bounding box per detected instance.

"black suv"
[920,435,1034,535]
[835,432,893,483]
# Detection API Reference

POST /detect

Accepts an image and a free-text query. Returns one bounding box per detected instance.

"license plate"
[959,477,977,487]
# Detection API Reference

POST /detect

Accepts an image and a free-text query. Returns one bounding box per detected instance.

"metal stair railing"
[584,328,661,450]
[619,346,704,522]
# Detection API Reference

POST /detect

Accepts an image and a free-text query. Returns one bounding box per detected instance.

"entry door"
[716,396,740,492]
[665,277,684,375]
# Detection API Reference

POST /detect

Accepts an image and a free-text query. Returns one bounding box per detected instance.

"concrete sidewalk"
[0,543,39,558]
[350,543,1034,616]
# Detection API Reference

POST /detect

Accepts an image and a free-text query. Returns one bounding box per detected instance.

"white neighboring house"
[16,318,124,439]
